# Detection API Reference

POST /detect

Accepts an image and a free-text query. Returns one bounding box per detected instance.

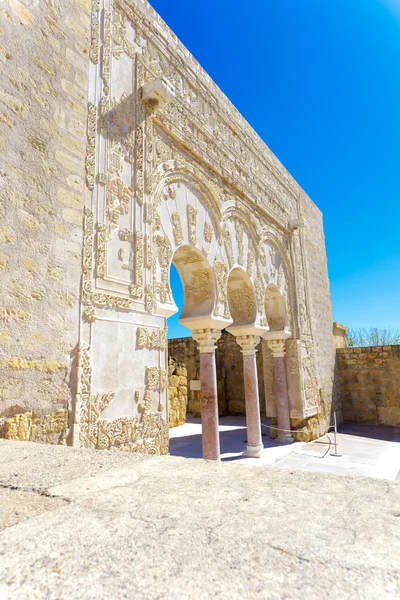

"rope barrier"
[261,423,335,434]
[260,417,339,460]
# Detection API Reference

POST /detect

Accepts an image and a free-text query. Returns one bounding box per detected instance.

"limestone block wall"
[168,332,265,418]
[0,0,90,438]
[337,346,400,426]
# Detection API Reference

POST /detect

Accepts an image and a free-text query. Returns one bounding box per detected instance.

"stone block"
[31,410,68,444]
[4,412,32,441]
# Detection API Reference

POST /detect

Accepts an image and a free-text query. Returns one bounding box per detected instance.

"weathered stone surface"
[4,409,68,444]
[337,345,400,426]
[0,0,90,432]
[0,441,400,599]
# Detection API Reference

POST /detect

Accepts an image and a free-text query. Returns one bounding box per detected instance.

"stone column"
[236,335,264,457]
[192,329,221,461]
[267,339,293,442]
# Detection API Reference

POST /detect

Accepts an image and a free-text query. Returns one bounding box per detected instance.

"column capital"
[192,328,221,353]
[236,335,260,356]
[267,338,286,357]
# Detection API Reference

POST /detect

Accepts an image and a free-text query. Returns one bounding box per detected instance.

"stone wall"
[337,345,400,426]
[168,332,265,418]
[0,0,90,440]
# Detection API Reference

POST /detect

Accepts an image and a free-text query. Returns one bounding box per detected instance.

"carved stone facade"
[0,0,336,452]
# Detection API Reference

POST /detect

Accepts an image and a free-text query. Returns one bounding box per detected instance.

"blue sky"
[149,0,400,338]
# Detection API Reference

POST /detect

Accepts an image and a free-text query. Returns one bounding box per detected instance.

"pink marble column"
[237,335,263,457]
[267,339,294,442]
[192,329,221,461]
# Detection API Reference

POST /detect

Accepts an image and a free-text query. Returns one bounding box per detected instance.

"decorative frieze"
[228,288,254,323]
[155,234,172,268]
[83,307,97,323]
[146,366,167,390]
[102,11,112,96]
[145,283,156,313]
[137,327,167,350]
[187,205,197,245]
[213,260,230,318]
[171,211,183,245]
[89,0,100,64]
[247,244,255,276]
[235,221,244,266]
[222,224,234,268]
[186,269,212,299]
[155,269,171,304]
[96,223,107,279]
[82,207,133,310]
[204,221,213,244]
[85,103,96,190]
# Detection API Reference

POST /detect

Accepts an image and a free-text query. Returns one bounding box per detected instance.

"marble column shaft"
[237,335,263,457]
[268,340,293,442]
[192,329,221,461]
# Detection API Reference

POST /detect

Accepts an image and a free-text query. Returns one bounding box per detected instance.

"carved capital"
[236,335,260,356]
[192,328,221,353]
[267,339,286,358]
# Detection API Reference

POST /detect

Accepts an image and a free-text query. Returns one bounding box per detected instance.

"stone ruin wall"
[0,0,91,441]
[0,0,337,450]
[337,345,400,427]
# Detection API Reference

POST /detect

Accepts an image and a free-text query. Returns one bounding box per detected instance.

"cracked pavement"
[0,440,400,599]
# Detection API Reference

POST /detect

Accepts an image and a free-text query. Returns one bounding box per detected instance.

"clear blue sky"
[149,0,400,339]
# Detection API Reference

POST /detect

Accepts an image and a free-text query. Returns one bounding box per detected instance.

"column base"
[243,443,264,458]
[277,433,294,444]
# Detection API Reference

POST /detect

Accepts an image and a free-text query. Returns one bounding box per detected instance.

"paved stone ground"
[275,423,400,480]
[170,417,400,479]
[1,439,400,599]
[169,415,304,465]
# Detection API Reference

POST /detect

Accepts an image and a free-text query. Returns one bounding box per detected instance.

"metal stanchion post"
[330,411,342,457]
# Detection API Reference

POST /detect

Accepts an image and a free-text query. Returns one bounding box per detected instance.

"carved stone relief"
[171,211,184,245]
[213,260,230,318]
[187,205,198,245]
[137,327,167,349]
[204,222,213,244]
[185,269,212,300]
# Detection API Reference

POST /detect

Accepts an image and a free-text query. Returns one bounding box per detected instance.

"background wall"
[168,332,266,419]
[337,345,400,426]
[0,0,90,439]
